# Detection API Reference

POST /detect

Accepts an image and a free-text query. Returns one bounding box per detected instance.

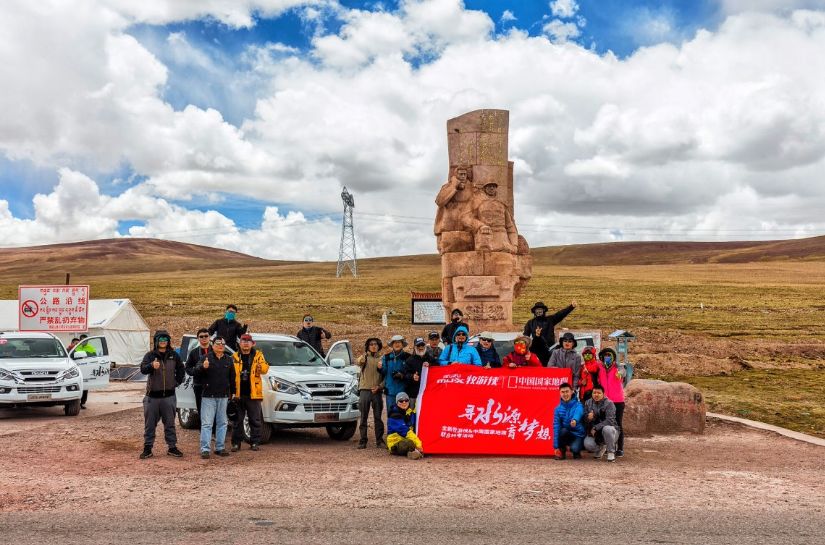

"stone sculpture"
[435,109,532,332]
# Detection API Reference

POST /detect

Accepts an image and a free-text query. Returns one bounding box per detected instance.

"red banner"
[416,365,572,456]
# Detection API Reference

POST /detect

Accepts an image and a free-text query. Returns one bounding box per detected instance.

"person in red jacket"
[579,346,601,402]
[502,336,542,368]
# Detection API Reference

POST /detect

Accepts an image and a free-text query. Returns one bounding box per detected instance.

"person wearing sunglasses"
[196,336,235,459]
[296,314,332,357]
[386,392,423,460]
[185,328,212,417]
[139,329,185,460]
[475,333,502,368]
[438,324,482,366]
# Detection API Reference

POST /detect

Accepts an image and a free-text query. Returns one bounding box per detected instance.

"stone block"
[452,275,517,301]
[471,165,509,188]
[477,132,508,165]
[447,109,509,134]
[442,251,485,277]
[482,251,516,276]
[438,231,473,253]
[448,132,477,166]
[441,277,455,303]
[460,301,514,333]
[515,254,533,280]
[623,379,706,436]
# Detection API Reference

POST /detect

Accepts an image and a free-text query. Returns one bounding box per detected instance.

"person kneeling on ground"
[231,333,270,452]
[386,392,423,460]
[196,337,234,459]
[583,385,619,462]
[502,336,541,368]
[553,382,585,460]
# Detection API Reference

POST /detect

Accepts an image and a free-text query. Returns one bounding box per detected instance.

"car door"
[175,334,198,410]
[325,340,358,378]
[70,336,111,391]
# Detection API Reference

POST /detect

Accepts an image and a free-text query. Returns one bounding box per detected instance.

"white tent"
[0,299,150,366]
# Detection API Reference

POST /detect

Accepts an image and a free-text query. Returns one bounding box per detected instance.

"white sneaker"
[407,449,423,460]
[595,445,606,460]
[607,452,616,462]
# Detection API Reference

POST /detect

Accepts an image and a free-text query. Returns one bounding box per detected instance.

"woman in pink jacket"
[597,347,625,457]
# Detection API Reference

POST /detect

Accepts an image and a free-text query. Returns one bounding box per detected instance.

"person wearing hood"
[195,336,235,459]
[549,332,583,391]
[502,336,542,368]
[380,335,410,413]
[403,337,436,406]
[139,330,185,460]
[522,301,576,365]
[386,392,423,460]
[579,346,601,402]
[297,314,332,357]
[230,334,270,452]
[553,382,585,460]
[208,304,248,352]
[583,385,619,462]
[356,338,385,449]
[440,308,467,345]
[476,333,502,368]
[598,347,626,457]
[438,325,482,366]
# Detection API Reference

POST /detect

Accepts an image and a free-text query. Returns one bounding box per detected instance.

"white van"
[0,331,86,415]
[176,333,359,442]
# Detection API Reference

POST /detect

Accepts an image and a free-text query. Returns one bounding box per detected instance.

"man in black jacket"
[297,314,332,356]
[139,330,185,459]
[403,337,436,408]
[195,337,235,459]
[185,328,211,416]
[522,300,577,364]
[208,304,248,351]
[440,308,466,345]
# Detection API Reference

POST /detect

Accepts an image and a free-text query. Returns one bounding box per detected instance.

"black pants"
[193,384,203,416]
[232,398,263,445]
[143,395,177,449]
[358,389,385,443]
[615,401,625,451]
[80,390,89,406]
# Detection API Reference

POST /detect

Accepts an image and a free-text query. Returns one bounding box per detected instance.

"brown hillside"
[0,238,295,281]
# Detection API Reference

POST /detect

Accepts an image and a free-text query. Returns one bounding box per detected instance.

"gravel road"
[1,386,823,544]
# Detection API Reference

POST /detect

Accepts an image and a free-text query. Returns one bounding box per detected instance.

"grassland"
[1,251,823,437]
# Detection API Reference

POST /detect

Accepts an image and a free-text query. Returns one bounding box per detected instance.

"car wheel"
[326,422,357,441]
[240,414,273,444]
[177,408,200,429]
[64,399,81,416]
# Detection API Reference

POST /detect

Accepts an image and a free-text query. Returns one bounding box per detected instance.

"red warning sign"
[18,285,90,332]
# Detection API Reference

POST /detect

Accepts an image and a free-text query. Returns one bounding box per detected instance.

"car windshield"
[254,340,324,367]
[0,338,67,359]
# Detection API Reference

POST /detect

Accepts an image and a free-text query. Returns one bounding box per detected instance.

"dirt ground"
[1,385,823,544]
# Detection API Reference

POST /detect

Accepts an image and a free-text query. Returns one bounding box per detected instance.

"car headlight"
[347,378,359,396]
[268,376,302,395]
[57,367,80,382]
[0,368,23,384]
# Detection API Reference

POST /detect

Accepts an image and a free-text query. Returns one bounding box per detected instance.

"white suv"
[176,333,360,442]
[0,331,85,415]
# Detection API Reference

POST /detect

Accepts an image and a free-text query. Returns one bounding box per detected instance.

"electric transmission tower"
[336,187,357,278]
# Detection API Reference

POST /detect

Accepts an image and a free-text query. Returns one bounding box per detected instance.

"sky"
[2,0,825,260]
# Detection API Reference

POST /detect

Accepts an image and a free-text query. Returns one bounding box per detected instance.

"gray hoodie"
[549,348,582,390]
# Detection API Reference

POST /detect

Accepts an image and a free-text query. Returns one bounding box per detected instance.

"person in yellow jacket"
[386,392,423,460]
[230,334,270,451]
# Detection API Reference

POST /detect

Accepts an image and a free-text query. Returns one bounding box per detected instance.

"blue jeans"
[200,397,228,453]
[557,429,584,454]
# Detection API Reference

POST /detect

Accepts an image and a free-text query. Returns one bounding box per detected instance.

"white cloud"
[550,0,579,19]
[720,1,825,16]
[101,0,315,28]
[500,10,516,24]
[542,19,581,42]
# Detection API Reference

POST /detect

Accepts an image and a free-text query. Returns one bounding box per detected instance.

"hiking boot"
[553,448,566,460]
[616,450,624,457]
[200,452,210,459]
[139,447,153,460]
[594,445,606,460]
[572,452,582,460]
[407,449,423,460]
[357,441,367,449]
[376,439,386,448]
[167,447,183,458]
[215,450,230,457]
[231,444,240,452]
[607,452,616,462]
[250,443,260,451]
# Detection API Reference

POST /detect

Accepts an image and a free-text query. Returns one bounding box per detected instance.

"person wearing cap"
[139,330,185,459]
[386,392,423,460]
[522,301,577,365]
[195,336,235,459]
[425,331,443,360]
[379,335,410,413]
[403,337,436,406]
[296,314,332,357]
[475,333,501,368]
[440,308,467,345]
[549,332,583,391]
[502,336,542,368]
[230,333,270,451]
[356,338,385,449]
[208,304,248,352]
[438,324,482,367]
[598,347,626,457]
[553,382,586,460]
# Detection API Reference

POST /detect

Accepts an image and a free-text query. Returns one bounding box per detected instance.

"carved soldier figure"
[463,181,518,253]
[434,166,474,253]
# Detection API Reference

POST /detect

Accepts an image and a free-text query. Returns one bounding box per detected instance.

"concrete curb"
[707,412,825,447]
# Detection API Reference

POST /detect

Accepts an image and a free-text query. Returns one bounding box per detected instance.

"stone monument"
[435,109,532,332]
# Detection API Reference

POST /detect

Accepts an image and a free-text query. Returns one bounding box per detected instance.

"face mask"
[515,344,527,355]
[604,355,613,366]
[225,311,236,321]
[452,315,461,322]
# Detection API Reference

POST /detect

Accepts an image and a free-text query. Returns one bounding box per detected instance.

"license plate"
[27,394,52,401]
[313,412,340,423]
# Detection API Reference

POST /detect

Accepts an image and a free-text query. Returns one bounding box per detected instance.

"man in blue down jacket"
[380,334,410,413]
[438,325,482,366]
[553,382,585,460]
